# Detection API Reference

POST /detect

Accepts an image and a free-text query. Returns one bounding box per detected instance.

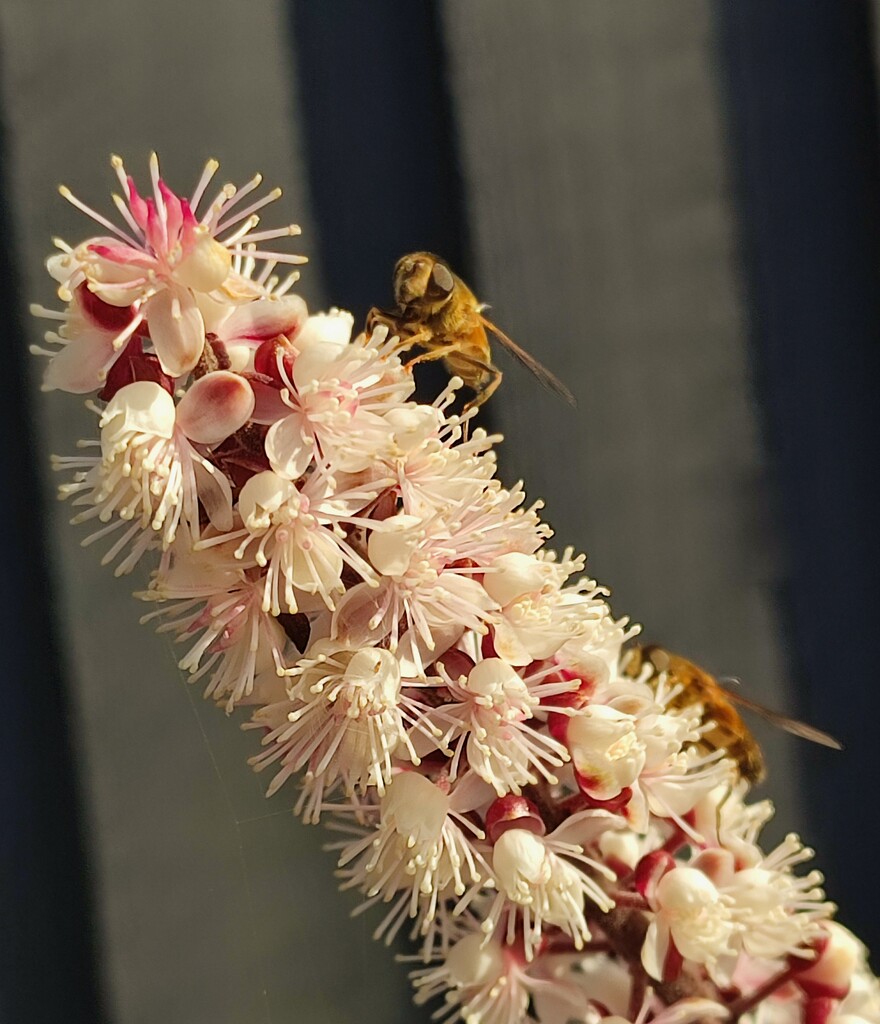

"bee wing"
[478,314,577,406]
[721,689,843,750]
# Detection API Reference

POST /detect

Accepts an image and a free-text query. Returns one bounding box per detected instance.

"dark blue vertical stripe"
[0,54,107,1024]
[715,0,880,953]
[287,0,481,414]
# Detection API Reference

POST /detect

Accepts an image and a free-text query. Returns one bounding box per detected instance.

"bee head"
[393,252,454,310]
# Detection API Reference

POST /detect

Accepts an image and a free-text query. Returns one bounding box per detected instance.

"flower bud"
[175,371,255,444]
[254,334,298,384]
[485,795,546,843]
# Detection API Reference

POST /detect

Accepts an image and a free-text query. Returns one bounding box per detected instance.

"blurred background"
[2,1,879,1021]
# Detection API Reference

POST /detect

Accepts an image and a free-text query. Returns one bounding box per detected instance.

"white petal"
[145,285,205,377]
[265,411,314,479]
[238,471,297,532]
[484,552,553,606]
[657,1000,730,1024]
[173,231,231,292]
[176,371,255,445]
[368,514,423,577]
[101,381,176,439]
[296,309,353,349]
[292,339,347,389]
[43,331,118,394]
[641,918,670,982]
[292,530,344,595]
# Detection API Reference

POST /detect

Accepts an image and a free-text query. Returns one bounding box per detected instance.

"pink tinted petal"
[180,198,198,249]
[247,375,291,424]
[217,295,308,343]
[126,176,149,229]
[176,371,255,444]
[145,199,165,255]
[87,241,155,269]
[145,285,205,376]
[158,181,183,242]
[43,331,119,393]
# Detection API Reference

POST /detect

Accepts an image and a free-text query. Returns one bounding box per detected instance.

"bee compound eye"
[431,262,454,293]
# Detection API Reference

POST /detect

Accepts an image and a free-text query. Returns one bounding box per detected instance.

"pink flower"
[48,154,304,377]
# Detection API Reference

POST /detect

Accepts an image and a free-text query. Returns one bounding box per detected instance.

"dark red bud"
[485,795,546,843]
[254,334,297,384]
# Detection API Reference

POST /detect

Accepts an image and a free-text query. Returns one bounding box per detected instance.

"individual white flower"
[247,642,437,820]
[411,919,608,1024]
[54,379,241,573]
[641,866,738,982]
[335,771,491,948]
[266,319,415,474]
[718,833,833,959]
[412,930,532,1024]
[138,539,293,710]
[482,813,617,960]
[225,467,381,615]
[430,657,575,796]
[331,511,498,670]
[566,704,647,801]
[562,682,729,833]
[388,411,504,518]
[48,154,304,376]
[793,922,866,1000]
[488,551,605,667]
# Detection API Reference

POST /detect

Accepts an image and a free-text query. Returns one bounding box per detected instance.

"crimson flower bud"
[485,795,546,843]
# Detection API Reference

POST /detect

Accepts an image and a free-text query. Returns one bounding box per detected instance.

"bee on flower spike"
[625,645,842,785]
[367,252,576,412]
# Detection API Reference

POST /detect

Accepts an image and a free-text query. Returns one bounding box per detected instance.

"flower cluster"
[35,156,878,1024]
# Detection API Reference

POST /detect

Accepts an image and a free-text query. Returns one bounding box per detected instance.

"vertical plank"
[0,2,412,1021]
[717,0,880,953]
[441,0,806,833]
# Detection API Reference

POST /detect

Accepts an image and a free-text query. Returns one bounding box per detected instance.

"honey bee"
[624,645,842,784]
[366,252,576,411]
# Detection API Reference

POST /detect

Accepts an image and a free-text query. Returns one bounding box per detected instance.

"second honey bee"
[366,252,576,411]
[624,645,842,785]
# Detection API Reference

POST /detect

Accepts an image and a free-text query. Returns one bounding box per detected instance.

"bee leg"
[461,360,503,412]
[365,306,399,334]
[405,343,460,368]
[395,330,433,357]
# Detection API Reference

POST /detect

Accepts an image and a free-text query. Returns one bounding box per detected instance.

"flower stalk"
[33,154,879,1024]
